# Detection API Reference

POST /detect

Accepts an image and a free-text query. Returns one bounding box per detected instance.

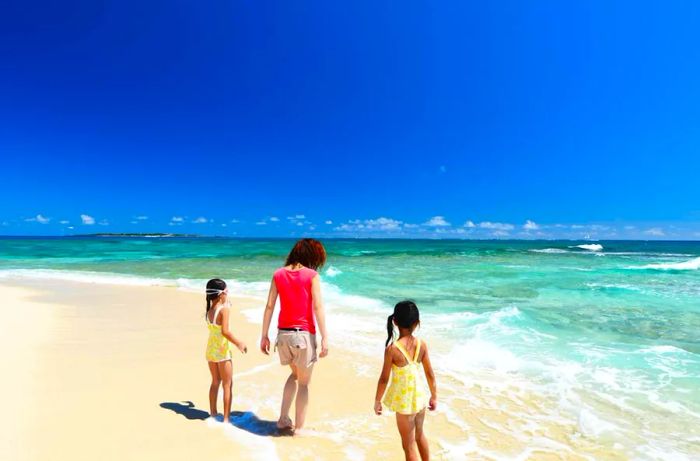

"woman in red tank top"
[260,238,329,433]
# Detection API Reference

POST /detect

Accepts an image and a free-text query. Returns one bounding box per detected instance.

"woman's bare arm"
[311,275,329,357]
[260,277,278,354]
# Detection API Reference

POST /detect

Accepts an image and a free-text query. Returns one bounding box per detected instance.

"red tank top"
[274,266,317,334]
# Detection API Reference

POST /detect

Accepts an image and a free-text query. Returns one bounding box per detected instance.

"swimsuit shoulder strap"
[393,340,412,363]
[413,339,421,362]
[210,304,225,326]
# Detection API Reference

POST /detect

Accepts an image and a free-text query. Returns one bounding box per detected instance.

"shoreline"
[0,279,446,461]
[2,274,693,460]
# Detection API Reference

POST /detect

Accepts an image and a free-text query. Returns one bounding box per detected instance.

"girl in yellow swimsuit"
[204,279,247,422]
[374,301,438,461]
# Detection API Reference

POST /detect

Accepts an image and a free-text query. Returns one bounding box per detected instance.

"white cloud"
[335,217,403,232]
[171,216,184,223]
[288,214,306,221]
[325,220,333,225]
[269,217,280,222]
[25,214,50,224]
[464,220,476,228]
[231,219,240,223]
[98,219,109,226]
[479,221,514,231]
[256,221,267,225]
[81,214,95,225]
[135,216,148,220]
[192,217,208,224]
[221,223,227,227]
[59,220,70,225]
[424,216,450,227]
[644,227,665,237]
[523,220,539,231]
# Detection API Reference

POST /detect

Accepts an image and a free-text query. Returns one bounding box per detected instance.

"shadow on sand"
[160,401,290,437]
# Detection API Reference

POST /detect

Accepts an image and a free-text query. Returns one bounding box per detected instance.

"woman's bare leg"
[415,409,429,460]
[217,360,233,423]
[207,361,221,417]
[294,363,314,430]
[278,364,297,429]
[396,413,418,461]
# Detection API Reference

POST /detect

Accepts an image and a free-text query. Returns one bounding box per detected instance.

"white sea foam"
[324,266,342,277]
[219,419,279,460]
[0,268,179,287]
[442,340,521,373]
[630,256,700,271]
[530,248,569,254]
[0,268,272,299]
[571,244,604,252]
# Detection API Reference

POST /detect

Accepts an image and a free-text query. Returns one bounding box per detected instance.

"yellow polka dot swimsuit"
[383,338,429,415]
[205,305,232,362]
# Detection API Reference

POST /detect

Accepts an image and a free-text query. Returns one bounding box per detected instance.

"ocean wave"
[0,268,270,297]
[443,340,521,373]
[629,257,700,271]
[0,268,179,287]
[324,266,342,277]
[529,248,570,254]
[585,282,642,292]
[571,244,604,252]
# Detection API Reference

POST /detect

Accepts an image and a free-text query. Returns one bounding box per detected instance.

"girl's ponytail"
[385,300,420,346]
[385,314,395,347]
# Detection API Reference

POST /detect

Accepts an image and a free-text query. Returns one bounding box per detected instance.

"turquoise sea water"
[1,237,699,458]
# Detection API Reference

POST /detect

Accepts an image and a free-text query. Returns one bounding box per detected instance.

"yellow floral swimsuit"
[205,305,232,362]
[383,338,429,415]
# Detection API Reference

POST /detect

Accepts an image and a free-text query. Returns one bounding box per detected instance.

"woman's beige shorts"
[276,330,317,368]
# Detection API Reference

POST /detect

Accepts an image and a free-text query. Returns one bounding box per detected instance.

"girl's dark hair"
[205,278,227,316]
[285,238,327,270]
[385,300,420,347]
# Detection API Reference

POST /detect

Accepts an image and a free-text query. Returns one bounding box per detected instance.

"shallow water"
[1,237,699,459]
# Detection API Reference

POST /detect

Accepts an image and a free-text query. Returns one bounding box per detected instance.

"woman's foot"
[276,415,294,434]
[276,415,293,428]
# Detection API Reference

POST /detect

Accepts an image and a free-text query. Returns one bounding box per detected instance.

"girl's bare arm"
[220,307,247,353]
[421,342,437,410]
[374,346,393,414]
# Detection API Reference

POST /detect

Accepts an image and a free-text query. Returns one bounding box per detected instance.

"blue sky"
[1,1,699,239]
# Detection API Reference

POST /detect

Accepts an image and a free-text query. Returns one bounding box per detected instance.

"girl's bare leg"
[207,361,221,417]
[415,409,429,460]
[217,360,233,423]
[396,413,418,461]
[278,364,297,429]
